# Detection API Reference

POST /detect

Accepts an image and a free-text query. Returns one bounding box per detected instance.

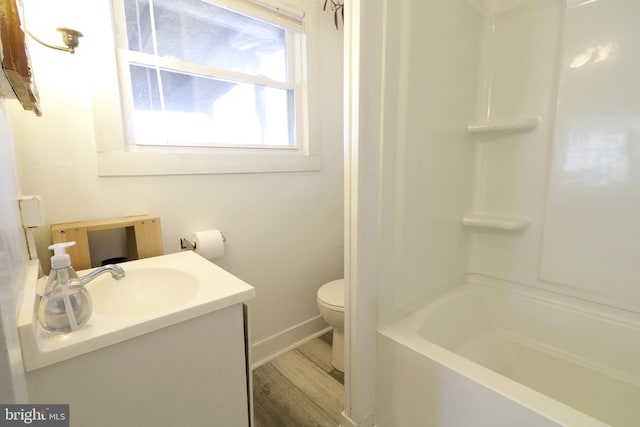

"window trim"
[92,0,321,176]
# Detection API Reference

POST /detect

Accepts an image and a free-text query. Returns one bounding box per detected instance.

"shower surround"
[357,0,640,425]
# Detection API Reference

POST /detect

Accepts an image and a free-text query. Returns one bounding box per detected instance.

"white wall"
[9,0,344,358]
[342,0,385,424]
[0,100,28,402]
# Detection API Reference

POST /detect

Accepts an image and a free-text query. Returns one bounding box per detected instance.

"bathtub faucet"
[76,264,126,287]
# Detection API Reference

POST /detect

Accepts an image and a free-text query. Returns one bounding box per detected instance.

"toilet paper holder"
[180,238,196,251]
[180,232,226,251]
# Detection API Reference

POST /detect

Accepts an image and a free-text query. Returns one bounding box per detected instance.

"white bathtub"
[377,282,640,427]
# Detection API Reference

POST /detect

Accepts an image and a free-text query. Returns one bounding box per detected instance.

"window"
[92,0,321,176]
[114,0,305,149]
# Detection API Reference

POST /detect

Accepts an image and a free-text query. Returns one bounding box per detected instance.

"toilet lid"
[317,279,344,308]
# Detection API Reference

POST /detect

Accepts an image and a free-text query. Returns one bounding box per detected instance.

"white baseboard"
[250,315,331,369]
[341,409,376,427]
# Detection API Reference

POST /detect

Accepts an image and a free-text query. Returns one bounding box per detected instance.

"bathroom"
[1,0,640,426]
[1,0,344,423]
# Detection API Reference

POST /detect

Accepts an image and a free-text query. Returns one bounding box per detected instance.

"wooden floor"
[253,332,344,427]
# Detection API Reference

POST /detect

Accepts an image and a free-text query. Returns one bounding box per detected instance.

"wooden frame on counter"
[51,215,164,270]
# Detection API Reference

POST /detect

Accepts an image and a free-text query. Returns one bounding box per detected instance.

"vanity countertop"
[18,251,255,371]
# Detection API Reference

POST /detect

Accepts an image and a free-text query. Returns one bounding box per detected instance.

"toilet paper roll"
[189,229,225,259]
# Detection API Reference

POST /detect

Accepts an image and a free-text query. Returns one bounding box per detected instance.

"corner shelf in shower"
[466,116,541,134]
[462,213,530,232]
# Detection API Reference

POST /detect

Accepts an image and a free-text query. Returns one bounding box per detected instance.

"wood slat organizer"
[51,215,163,270]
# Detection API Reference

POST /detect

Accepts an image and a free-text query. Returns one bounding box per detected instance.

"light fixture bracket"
[27,27,83,54]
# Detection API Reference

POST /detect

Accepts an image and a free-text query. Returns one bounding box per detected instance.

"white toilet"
[317,278,345,372]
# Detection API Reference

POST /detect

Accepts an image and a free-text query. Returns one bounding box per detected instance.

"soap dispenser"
[38,242,92,334]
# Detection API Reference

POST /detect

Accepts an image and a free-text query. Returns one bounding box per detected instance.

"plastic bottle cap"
[48,242,76,269]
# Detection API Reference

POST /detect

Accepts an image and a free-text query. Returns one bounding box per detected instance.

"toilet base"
[331,328,344,372]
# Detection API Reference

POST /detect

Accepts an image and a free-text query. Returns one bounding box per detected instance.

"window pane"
[129,66,294,147]
[130,65,162,111]
[124,0,288,81]
[124,0,154,54]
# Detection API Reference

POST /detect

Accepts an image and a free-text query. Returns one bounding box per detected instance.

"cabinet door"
[26,304,251,426]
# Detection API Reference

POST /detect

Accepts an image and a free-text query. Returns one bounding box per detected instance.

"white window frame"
[92,0,321,176]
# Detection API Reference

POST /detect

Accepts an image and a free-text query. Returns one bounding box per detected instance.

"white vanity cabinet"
[25,303,251,427]
[19,252,256,427]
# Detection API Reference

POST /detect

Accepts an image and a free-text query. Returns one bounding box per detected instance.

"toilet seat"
[317,279,344,312]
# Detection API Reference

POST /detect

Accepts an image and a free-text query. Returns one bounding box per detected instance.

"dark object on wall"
[323,0,344,30]
[0,0,41,115]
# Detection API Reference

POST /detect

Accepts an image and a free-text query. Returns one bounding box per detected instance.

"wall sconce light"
[26,27,83,54]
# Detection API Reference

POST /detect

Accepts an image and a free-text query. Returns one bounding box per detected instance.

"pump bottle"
[38,242,92,333]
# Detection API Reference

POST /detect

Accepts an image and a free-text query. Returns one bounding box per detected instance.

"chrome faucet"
[72,264,126,288]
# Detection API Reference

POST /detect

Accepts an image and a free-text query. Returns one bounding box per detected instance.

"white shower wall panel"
[540,0,640,313]
[468,0,564,285]
[377,0,481,326]
[467,0,640,314]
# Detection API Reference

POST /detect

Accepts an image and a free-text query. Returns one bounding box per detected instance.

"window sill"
[97,150,322,176]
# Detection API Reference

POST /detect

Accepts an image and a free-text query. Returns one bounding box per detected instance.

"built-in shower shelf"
[462,214,530,231]
[466,117,541,134]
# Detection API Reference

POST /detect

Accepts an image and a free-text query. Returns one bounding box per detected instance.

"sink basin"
[18,251,255,371]
[89,267,199,318]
